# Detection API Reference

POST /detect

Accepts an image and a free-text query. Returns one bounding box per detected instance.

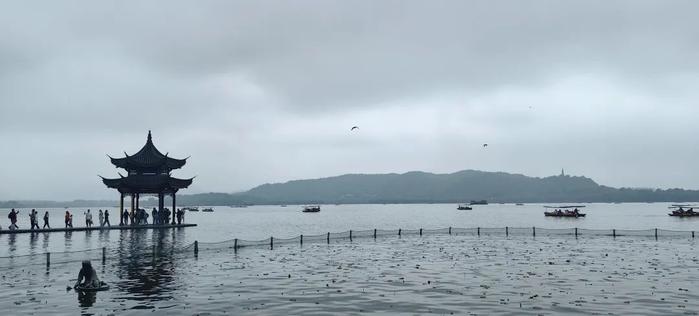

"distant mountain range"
[3,170,699,208]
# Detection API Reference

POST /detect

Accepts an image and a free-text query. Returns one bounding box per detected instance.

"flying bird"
[351,126,359,131]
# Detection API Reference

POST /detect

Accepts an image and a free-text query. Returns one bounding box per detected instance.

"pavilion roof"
[110,131,187,172]
[101,174,193,194]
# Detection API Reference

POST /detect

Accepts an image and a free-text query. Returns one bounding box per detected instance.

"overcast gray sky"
[1,0,699,200]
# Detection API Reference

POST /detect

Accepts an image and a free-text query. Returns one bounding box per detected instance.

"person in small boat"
[74,260,101,289]
[43,211,50,229]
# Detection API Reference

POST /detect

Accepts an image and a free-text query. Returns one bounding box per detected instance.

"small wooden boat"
[201,208,214,212]
[457,204,472,210]
[302,205,321,213]
[544,205,586,218]
[74,281,109,292]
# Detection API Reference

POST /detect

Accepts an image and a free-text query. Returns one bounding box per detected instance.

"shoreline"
[0,223,197,235]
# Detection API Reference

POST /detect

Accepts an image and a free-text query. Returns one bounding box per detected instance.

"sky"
[1,0,699,200]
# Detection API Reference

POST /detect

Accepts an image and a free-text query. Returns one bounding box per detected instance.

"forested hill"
[4,170,699,207]
[242,170,699,204]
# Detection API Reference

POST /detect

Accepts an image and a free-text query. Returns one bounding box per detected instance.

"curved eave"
[169,177,193,189]
[100,175,193,192]
[110,158,186,170]
[101,176,124,189]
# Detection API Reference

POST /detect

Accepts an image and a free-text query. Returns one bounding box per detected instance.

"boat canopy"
[544,205,586,209]
[668,205,698,209]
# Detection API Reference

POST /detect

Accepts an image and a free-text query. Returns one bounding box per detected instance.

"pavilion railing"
[0,227,696,270]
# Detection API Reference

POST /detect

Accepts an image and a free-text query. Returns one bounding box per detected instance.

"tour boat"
[668,205,699,217]
[302,205,321,213]
[457,204,472,210]
[201,208,214,212]
[544,205,586,218]
[184,207,199,212]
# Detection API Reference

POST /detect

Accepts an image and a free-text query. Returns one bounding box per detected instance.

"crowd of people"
[116,207,188,226]
[549,208,582,216]
[2,207,186,231]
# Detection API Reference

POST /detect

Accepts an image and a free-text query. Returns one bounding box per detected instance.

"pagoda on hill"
[101,131,193,225]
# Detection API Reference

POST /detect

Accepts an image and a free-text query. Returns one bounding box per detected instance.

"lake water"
[1,203,699,315]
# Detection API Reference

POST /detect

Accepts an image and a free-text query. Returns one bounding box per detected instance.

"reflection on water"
[28,233,38,254]
[64,231,73,251]
[84,230,92,248]
[1,232,699,315]
[112,228,187,303]
[77,291,96,308]
[42,232,49,250]
[7,234,17,253]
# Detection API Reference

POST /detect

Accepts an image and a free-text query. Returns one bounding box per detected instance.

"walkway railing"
[0,227,696,270]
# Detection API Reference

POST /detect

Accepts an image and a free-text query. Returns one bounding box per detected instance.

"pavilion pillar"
[172,193,176,225]
[135,193,140,213]
[119,193,124,225]
[130,194,135,225]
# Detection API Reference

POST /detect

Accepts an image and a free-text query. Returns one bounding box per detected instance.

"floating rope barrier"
[0,227,695,270]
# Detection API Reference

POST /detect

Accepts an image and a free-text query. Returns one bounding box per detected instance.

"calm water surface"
[2,203,699,315]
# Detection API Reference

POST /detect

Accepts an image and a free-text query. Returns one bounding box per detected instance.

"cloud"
[1,1,698,200]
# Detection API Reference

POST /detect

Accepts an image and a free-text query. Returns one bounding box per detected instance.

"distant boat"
[668,205,699,217]
[544,205,586,218]
[302,205,321,213]
[201,208,214,212]
[230,205,248,208]
[280,205,288,207]
[457,204,472,210]
[516,203,524,206]
[184,207,199,212]
[470,200,488,205]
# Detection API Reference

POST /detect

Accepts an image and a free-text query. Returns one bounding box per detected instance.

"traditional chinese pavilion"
[101,131,193,225]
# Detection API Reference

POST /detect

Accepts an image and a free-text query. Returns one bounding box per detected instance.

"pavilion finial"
[147,130,152,142]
